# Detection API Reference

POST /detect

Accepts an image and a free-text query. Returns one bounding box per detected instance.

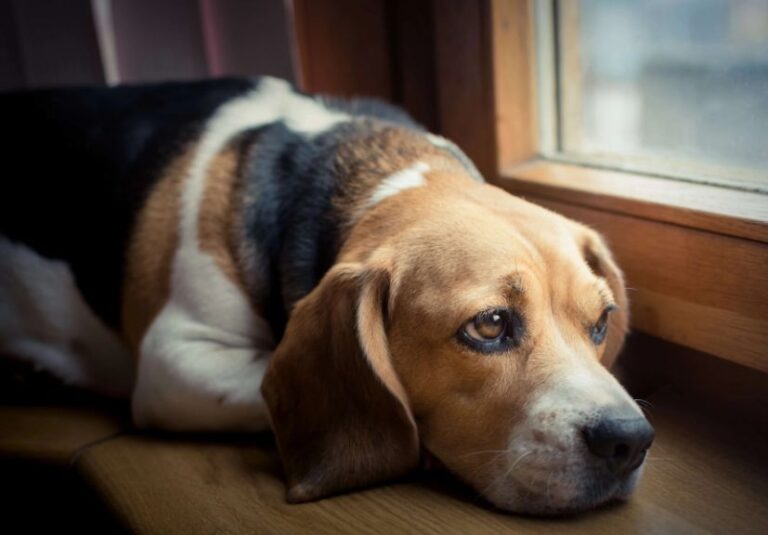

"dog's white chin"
[482,463,646,516]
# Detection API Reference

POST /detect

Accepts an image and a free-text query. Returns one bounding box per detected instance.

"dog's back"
[0,78,255,326]
[0,77,437,398]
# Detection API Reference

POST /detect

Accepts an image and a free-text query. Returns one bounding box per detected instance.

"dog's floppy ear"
[582,231,630,368]
[261,261,419,503]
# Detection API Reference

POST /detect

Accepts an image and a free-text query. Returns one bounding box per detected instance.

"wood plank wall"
[291,0,439,131]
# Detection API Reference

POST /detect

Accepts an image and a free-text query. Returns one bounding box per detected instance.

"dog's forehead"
[386,188,604,328]
[401,187,585,278]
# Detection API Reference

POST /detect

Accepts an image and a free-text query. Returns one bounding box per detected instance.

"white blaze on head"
[426,133,451,148]
[425,133,484,183]
[368,161,430,207]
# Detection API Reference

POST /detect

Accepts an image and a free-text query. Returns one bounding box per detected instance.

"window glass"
[557,0,768,191]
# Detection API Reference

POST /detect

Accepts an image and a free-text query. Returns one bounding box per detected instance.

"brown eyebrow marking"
[500,272,528,311]
[508,273,525,294]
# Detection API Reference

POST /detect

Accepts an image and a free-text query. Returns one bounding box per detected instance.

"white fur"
[179,78,348,239]
[486,360,645,513]
[426,133,485,182]
[0,237,133,397]
[426,133,450,148]
[368,161,430,207]
[132,78,350,432]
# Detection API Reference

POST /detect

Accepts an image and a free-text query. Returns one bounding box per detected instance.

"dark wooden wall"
[292,0,439,131]
[289,0,499,164]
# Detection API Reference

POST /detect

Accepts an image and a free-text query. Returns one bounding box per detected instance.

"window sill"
[499,159,768,243]
[496,159,768,374]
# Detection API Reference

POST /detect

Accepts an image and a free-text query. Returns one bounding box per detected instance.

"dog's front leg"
[131,306,272,433]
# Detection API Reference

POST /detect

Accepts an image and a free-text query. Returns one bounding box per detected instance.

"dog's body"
[0,77,652,515]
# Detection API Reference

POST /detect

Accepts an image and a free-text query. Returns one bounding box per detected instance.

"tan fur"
[332,126,468,226]
[197,140,249,290]
[125,121,632,509]
[262,262,419,502]
[581,232,630,368]
[122,147,192,353]
[263,167,630,503]
[122,138,253,354]
[377,186,629,489]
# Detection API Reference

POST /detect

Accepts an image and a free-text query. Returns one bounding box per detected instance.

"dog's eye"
[458,308,523,354]
[469,311,505,339]
[590,306,616,345]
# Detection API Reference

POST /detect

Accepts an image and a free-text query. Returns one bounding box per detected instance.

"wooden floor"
[2,384,766,534]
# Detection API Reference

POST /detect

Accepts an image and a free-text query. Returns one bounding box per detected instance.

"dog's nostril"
[613,442,629,459]
[582,416,654,476]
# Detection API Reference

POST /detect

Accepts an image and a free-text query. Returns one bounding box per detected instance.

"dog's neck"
[233,119,479,338]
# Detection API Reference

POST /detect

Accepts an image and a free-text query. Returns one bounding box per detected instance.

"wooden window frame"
[434,0,768,373]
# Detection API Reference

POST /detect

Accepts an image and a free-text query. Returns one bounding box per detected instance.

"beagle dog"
[0,77,653,515]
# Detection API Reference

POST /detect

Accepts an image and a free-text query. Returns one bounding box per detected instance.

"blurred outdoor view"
[559,0,768,190]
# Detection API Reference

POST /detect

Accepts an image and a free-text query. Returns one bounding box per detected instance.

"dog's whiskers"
[474,450,534,503]
[457,449,509,459]
[634,398,655,418]
[459,450,511,474]
[505,450,533,478]
[634,398,654,408]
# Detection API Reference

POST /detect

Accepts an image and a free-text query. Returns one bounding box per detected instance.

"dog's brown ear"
[261,262,419,503]
[583,231,630,368]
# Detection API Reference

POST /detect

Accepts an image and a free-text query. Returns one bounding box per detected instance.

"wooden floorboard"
[0,405,126,464]
[71,387,767,534]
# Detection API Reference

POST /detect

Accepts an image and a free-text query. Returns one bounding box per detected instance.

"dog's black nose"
[583,415,654,476]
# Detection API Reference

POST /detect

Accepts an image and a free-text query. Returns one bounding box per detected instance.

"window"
[430,0,767,371]
[538,0,768,192]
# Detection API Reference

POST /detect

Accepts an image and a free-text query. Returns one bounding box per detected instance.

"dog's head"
[261,176,652,515]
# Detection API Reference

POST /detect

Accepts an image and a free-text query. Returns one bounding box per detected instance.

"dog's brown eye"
[467,312,505,340]
[458,308,523,354]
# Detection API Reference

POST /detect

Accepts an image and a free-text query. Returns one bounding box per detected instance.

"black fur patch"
[0,78,256,327]
[240,104,423,338]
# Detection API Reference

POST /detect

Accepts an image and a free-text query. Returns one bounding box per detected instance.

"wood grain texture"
[73,391,768,534]
[291,0,393,99]
[433,0,539,177]
[490,0,538,169]
[390,0,439,130]
[0,405,125,464]
[289,0,439,129]
[618,332,768,415]
[503,161,768,243]
[513,195,768,372]
[433,0,497,179]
